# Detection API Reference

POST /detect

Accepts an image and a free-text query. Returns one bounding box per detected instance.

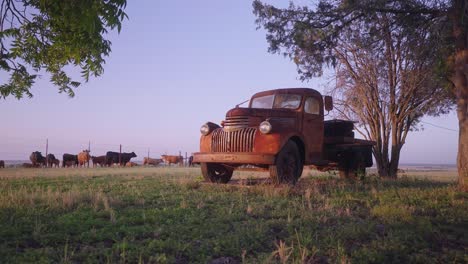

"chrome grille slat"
[224,116,250,130]
[211,128,256,152]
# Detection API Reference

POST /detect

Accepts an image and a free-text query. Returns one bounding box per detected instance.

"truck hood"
[223,107,298,130]
[226,107,298,119]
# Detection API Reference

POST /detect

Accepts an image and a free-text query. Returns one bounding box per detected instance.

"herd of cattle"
[0,151,194,169]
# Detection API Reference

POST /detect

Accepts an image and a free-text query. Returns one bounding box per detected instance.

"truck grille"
[211,128,256,152]
[223,116,250,130]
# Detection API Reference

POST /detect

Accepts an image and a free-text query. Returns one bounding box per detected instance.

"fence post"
[45,138,48,168]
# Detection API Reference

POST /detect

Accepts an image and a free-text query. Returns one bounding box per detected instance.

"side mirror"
[324,96,333,112]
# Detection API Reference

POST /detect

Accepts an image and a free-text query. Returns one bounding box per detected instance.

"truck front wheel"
[201,163,233,183]
[269,141,303,185]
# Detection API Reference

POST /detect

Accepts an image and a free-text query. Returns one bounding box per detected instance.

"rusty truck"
[193,88,374,184]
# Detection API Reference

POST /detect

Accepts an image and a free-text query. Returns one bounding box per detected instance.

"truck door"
[302,96,324,163]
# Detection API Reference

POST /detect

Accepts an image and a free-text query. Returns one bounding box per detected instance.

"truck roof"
[251,88,323,99]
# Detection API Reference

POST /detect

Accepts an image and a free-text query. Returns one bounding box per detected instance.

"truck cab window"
[305,97,320,115]
[273,94,301,109]
[251,94,275,108]
[251,94,301,109]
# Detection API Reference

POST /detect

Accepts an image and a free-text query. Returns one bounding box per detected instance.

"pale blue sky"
[0,0,458,163]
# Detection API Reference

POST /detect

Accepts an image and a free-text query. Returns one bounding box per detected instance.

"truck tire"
[338,150,366,179]
[269,141,303,185]
[339,167,357,179]
[201,163,233,183]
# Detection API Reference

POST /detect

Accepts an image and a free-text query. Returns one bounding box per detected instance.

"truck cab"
[193,88,373,184]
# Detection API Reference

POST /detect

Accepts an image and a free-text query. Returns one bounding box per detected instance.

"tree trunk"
[377,162,389,177]
[374,150,400,178]
[389,145,400,179]
[454,49,468,190]
[374,152,397,178]
[458,106,468,191]
[451,0,468,190]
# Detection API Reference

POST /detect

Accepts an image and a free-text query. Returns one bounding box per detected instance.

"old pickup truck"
[193,88,374,184]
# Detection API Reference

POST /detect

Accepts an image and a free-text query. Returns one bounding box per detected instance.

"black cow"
[46,154,56,168]
[106,151,137,166]
[30,151,46,167]
[62,153,78,168]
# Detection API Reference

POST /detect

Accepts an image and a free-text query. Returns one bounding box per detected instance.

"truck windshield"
[251,94,302,109]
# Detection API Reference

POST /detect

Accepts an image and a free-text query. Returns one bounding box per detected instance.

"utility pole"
[147,148,150,166]
[88,140,91,168]
[45,138,49,168]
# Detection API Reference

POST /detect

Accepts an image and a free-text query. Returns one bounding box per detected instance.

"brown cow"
[125,162,138,167]
[52,159,60,168]
[0,160,4,168]
[91,155,107,167]
[78,150,91,167]
[161,155,183,166]
[143,157,163,166]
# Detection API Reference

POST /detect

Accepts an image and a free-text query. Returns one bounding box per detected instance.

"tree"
[331,13,452,177]
[253,0,467,187]
[0,0,128,99]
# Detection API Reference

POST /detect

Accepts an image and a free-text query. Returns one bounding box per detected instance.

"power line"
[421,121,458,132]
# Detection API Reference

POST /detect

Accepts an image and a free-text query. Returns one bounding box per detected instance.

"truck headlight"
[200,122,220,136]
[259,121,272,134]
[200,123,211,135]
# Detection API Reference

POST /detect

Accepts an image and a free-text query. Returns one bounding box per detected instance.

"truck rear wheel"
[201,163,233,183]
[338,150,366,179]
[339,168,357,179]
[269,141,303,185]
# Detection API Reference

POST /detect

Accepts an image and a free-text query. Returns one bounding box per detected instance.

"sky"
[0,0,459,164]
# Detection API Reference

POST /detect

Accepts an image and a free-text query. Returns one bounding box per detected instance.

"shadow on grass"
[225,175,453,189]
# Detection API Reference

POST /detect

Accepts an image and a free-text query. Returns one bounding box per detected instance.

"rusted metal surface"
[194,87,375,174]
[193,152,275,164]
[211,128,257,152]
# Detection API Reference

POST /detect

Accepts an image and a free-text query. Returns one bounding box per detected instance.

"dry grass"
[0,166,464,263]
[0,165,458,182]
[0,166,199,180]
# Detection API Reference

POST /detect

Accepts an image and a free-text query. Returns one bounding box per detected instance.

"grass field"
[0,167,466,263]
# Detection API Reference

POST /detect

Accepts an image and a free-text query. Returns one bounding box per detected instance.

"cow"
[78,150,91,167]
[46,154,56,168]
[91,155,107,167]
[0,160,4,168]
[126,161,138,167]
[143,157,163,166]
[161,155,183,166]
[188,156,194,167]
[52,159,60,168]
[106,151,137,166]
[62,154,78,168]
[63,160,77,167]
[30,151,46,167]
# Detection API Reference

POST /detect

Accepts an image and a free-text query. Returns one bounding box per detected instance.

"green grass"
[0,167,466,263]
